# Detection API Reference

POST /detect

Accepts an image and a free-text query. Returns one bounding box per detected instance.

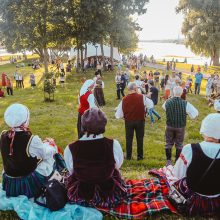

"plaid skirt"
[174,178,220,217]
[2,171,47,198]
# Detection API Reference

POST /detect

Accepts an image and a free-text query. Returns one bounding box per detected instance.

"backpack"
[35,179,68,211]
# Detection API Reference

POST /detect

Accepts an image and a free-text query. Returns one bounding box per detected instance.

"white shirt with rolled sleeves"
[162,100,199,119]
[115,94,152,119]
[64,134,124,175]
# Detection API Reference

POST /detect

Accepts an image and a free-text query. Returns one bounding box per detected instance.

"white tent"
[69,43,121,61]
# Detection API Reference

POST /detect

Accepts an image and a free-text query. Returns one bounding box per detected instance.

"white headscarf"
[214,100,220,112]
[200,113,220,139]
[80,79,95,96]
[4,103,30,155]
[4,103,30,128]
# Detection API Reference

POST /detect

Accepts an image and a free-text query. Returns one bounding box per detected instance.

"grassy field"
[0,60,217,219]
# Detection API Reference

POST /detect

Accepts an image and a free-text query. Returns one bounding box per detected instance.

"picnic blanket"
[0,184,103,220]
[98,175,176,219]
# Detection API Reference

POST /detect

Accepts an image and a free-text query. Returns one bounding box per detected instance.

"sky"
[137,0,184,40]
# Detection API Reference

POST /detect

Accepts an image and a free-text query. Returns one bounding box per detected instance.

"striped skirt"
[174,178,220,217]
[2,171,47,199]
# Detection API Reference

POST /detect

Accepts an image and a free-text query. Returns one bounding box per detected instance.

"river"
[137,42,210,65]
[1,42,211,65]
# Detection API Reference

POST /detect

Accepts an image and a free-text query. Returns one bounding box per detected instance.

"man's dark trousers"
[125,120,145,160]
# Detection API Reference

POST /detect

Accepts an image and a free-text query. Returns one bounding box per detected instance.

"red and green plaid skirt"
[98,176,175,219]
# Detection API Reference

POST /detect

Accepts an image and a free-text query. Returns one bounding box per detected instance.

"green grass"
[0,61,217,219]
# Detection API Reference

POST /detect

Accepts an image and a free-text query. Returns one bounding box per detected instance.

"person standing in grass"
[29,73,36,89]
[0,87,5,98]
[206,75,214,98]
[194,68,203,95]
[162,86,198,166]
[6,76,13,96]
[77,79,97,138]
[115,82,147,160]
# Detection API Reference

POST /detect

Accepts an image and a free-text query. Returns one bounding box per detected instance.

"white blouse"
[164,141,220,197]
[64,134,124,175]
[29,135,57,176]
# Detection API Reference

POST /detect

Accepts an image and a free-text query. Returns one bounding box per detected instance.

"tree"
[0,0,70,73]
[177,0,220,66]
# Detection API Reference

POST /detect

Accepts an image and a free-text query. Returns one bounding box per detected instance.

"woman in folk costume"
[77,79,97,138]
[163,114,220,216]
[65,108,175,218]
[94,74,105,107]
[65,108,126,208]
[0,104,66,198]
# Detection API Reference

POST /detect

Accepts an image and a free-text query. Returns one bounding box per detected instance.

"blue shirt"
[195,73,203,84]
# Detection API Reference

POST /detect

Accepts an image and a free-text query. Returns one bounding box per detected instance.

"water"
[1,42,211,65]
[137,42,210,65]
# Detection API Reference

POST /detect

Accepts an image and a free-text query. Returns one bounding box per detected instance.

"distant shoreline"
[139,39,184,44]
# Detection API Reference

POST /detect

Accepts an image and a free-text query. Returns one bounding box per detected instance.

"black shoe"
[158,117,161,120]
[137,157,144,161]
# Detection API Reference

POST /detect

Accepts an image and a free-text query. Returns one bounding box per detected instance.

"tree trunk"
[212,54,220,66]
[100,42,105,62]
[110,38,114,70]
[80,46,84,71]
[211,48,220,66]
[84,44,87,59]
[43,47,49,74]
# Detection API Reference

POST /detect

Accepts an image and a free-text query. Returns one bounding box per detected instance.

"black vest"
[69,138,124,200]
[0,131,40,177]
[186,143,220,195]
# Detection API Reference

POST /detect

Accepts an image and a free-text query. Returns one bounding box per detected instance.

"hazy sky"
[137,0,184,40]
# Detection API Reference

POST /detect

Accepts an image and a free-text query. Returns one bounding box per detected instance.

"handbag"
[35,179,68,211]
[168,148,220,214]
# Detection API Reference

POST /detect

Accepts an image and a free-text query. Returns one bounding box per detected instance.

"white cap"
[200,113,220,139]
[214,100,220,112]
[4,103,30,128]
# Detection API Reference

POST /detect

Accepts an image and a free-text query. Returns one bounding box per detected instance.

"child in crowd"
[181,81,187,100]
[186,76,193,93]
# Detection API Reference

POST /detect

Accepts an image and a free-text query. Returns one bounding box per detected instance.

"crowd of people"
[0,57,220,218]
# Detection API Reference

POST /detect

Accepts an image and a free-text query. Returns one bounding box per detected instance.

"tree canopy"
[0,0,149,72]
[177,0,220,65]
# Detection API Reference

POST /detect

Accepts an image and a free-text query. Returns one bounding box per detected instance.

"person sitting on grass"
[64,108,126,208]
[0,103,66,198]
[164,113,220,217]
[65,108,176,219]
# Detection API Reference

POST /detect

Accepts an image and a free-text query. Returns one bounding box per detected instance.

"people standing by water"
[115,82,147,160]
[195,68,203,95]
[162,86,198,166]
